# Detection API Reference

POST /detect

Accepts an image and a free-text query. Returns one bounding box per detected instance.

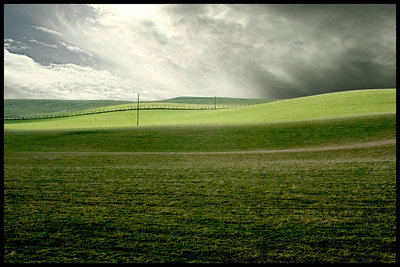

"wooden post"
[137,93,139,127]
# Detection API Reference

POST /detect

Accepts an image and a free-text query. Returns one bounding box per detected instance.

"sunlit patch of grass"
[3,114,396,153]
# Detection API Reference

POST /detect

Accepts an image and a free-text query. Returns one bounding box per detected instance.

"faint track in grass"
[19,138,396,155]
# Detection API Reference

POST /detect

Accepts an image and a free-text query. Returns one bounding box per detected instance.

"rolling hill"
[159,96,278,105]
[3,89,396,131]
[3,96,275,119]
[3,99,135,118]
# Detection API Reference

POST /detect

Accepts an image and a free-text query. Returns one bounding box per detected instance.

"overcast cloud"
[3,4,396,101]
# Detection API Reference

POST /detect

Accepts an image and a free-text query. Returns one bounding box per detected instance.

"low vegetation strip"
[3,105,238,121]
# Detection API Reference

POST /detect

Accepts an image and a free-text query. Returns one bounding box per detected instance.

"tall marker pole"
[137,93,139,127]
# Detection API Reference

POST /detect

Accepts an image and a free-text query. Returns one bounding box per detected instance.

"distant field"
[159,96,277,105]
[4,89,396,131]
[3,99,135,118]
[4,96,274,119]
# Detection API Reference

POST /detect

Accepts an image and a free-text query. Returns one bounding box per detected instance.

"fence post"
[137,93,139,127]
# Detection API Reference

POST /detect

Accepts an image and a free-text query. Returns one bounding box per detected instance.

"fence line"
[4,105,248,121]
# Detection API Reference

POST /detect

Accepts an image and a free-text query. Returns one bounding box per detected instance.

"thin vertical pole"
[137,93,139,127]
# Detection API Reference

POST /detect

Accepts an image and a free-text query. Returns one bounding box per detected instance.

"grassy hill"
[160,96,277,105]
[3,97,275,119]
[3,113,396,153]
[3,99,136,118]
[4,89,395,131]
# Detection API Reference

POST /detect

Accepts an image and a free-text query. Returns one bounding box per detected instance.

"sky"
[3,4,396,101]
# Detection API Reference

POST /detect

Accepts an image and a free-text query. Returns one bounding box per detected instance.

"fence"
[4,105,247,121]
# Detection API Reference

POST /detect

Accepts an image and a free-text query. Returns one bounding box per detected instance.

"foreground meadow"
[3,112,396,263]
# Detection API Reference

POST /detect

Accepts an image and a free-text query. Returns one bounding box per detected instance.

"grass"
[3,88,396,263]
[4,144,396,263]
[4,89,395,131]
[3,99,135,118]
[4,96,274,119]
[3,114,396,153]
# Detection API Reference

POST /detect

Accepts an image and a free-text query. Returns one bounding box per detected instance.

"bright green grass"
[4,89,396,131]
[4,114,396,153]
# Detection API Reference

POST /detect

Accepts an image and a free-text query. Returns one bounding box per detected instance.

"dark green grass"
[4,145,396,263]
[4,113,396,153]
[3,99,135,118]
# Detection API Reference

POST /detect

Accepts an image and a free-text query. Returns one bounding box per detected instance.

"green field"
[3,89,396,263]
[4,89,395,131]
[3,99,135,118]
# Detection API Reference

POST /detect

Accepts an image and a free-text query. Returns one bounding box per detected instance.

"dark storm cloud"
[4,4,55,39]
[4,4,98,66]
[269,4,396,97]
[165,4,396,98]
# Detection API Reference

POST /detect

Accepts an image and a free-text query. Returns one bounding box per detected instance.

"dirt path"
[21,138,396,155]
[135,139,396,155]
[224,138,396,155]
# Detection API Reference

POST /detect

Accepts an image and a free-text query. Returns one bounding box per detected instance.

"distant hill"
[3,99,135,118]
[3,97,276,118]
[160,96,278,105]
